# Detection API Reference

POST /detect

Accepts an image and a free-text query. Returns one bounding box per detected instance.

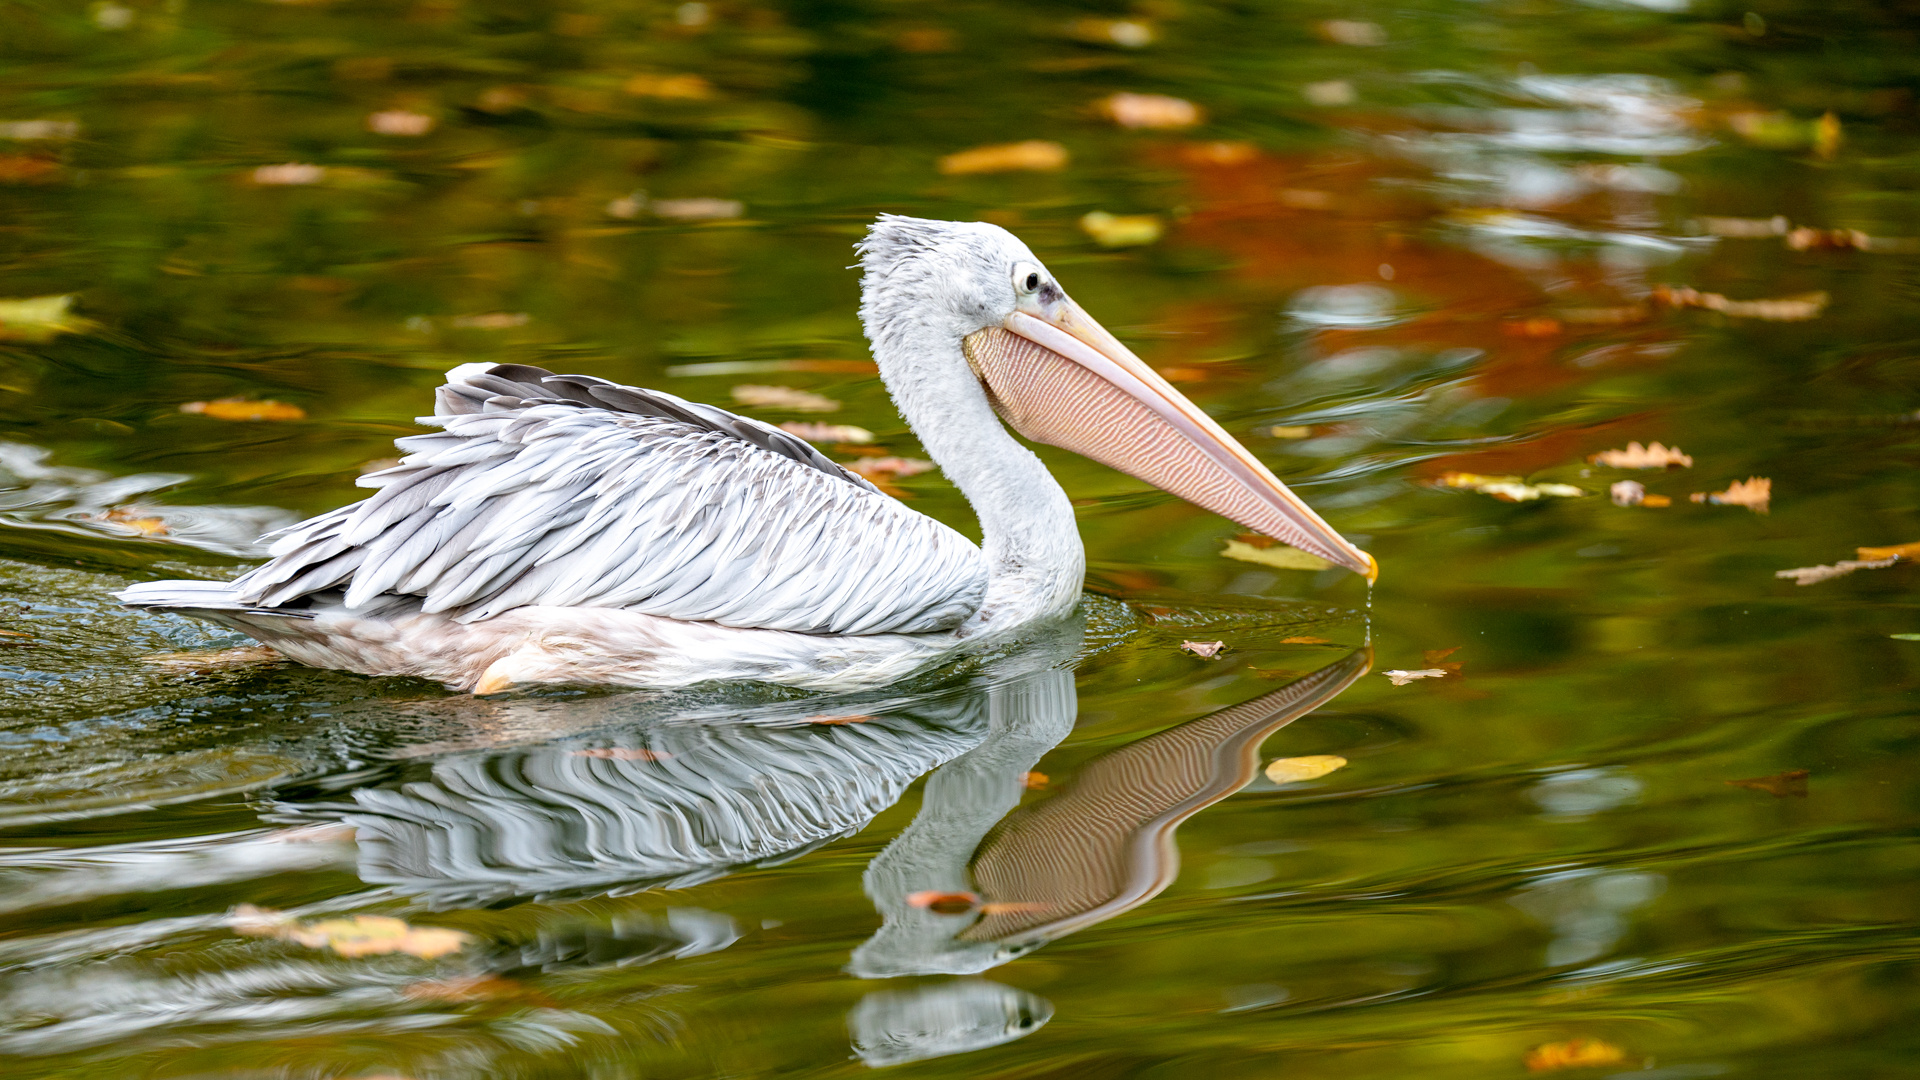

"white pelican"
[119,216,1375,692]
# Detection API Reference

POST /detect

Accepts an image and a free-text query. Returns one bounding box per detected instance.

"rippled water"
[4,2,1920,1077]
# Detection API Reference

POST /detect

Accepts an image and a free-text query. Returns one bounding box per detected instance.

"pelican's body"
[119,217,1373,692]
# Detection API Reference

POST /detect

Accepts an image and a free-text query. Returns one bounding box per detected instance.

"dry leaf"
[0,294,97,342]
[1610,480,1645,507]
[779,421,874,444]
[1280,636,1331,645]
[1436,472,1584,502]
[1856,540,1920,560]
[179,397,307,421]
[1181,640,1226,659]
[1302,80,1356,106]
[938,140,1069,175]
[1690,476,1770,513]
[1422,646,1462,669]
[1728,769,1809,797]
[570,748,672,760]
[651,197,743,221]
[1383,668,1448,685]
[1021,771,1048,789]
[1264,754,1347,784]
[1654,285,1829,321]
[366,110,434,136]
[231,904,471,959]
[906,890,980,915]
[1316,19,1386,45]
[252,163,325,185]
[1589,441,1692,469]
[92,506,169,536]
[731,385,840,412]
[1698,215,1789,238]
[1099,92,1201,130]
[1222,539,1332,571]
[1266,425,1313,439]
[1774,556,1897,585]
[1080,211,1163,247]
[623,73,713,99]
[1525,1038,1627,1072]
[1787,227,1871,251]
[848,456,935,479]
[1643,495,1672,507]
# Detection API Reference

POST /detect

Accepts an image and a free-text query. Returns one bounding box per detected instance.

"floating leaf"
[0,120,79,140]
[1068,18,1154,47]
[1727,769,1808,798]
[1775,555,1897,586]
[1815,110,1842,160]
[1423,646,1463,670]
[1856,540,1920,560]
[779,421,874,444]
[623,73,714,99]
[91,506,169,536]
[1316,19,1386,45]
[1890,634,1920,641]
[1099,92,1201,130]
[1610,480,1644,507]
[179,397,307,421]
[847,457,935,479]
[906,890,980,915]
[1264,754,1347,785]
[1654,285,1828,321]
[1266,425,1313,439]
[449,312,528,329]
[1590,441,1692,469]
[1222,538,1332,571]
[1021,771,1048,789]
[1303,80,1356,106]
[1525,1038,1627,1072]
[938,140,1069,175]
[1436,472,1584,502]
[1181,640,1226,658]
[231,904,471,959]
[1080,211,1163,247]
[1280,636,1331,645]
[1690,476,1770,513]
[1383,668,1448,685]
[731,385,840,412]
[252,163,325,185]
[570,748,672,761]
[0,294,97,342]
[366,110,434,136]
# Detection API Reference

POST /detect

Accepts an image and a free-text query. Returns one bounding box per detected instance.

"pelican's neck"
[874,323,1083,633]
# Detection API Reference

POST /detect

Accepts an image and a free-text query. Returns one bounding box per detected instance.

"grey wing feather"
[228,364,988,635]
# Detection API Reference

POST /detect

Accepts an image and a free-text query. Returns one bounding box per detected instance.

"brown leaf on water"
[847,457,935,480]
[570,748,672,761]
[1080,211,1163,247]
[1525,1038,1627,1072]
[1856,540,1920,560]
[731,385,839,413]
[1774,556,1897,586]
[0,294,98,342]
[1098,92,1201,130]
[937,140,1068,175]
[1264,754,1347,785]
[1422,646,1463,672]
[1589,441,1692,469]
[906,890,980,915]
[1383,668,1448,685]
[779,422,874,444]
[179,397,307,421]
[1690,476,1769,513]
[1727,769,1808,797]
[1653,285,1828,321]
[231,904,471,959]
[1181,640,1226,659]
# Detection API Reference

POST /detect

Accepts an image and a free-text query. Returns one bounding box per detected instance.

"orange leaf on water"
[1857,540,1920,560]
[1727,769,1809,797]
[231,904,471,959]
[1525,1038,1627,1072]
[938,140,1068,175]
[179,397,306,422]
[1021,771,1049,790]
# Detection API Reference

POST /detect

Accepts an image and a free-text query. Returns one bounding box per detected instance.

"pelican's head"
[857,215,1376,582]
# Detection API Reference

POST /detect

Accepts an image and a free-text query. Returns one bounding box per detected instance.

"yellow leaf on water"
[231,904,471,959]
[938,140,1068,175]
[0,294,97,342]
[179,398,307,421]
[1436,472,1584,502]
[1266,425,1313,439]
[1222,539,1332,571]
[623,73,714,99]
[92,506,168,536]
[1525,1038,1627,1072]
[1589,441,1692,469]
[1690,476,1770,513]
[1857,540,1920,560]
[1098,92,1201,130]
[1080,211,1163,247]
[731,385,840,412]
[1264,754,1347,785]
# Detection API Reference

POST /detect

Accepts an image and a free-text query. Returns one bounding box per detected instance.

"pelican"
[119,216,1375,692]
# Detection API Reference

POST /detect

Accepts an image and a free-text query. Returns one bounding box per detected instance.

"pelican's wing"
[230,364,988,635]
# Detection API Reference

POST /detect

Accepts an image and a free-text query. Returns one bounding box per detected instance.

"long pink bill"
[963,300,1377,582]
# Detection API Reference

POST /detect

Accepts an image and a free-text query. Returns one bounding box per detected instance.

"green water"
[4,1,1920,1076]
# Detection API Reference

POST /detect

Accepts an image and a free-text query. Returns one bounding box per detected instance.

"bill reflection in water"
[268,632,1369,1066]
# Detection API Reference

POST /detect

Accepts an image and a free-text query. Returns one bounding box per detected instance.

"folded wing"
[230,364,988,635]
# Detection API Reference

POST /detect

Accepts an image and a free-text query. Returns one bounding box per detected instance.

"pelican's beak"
[964,298,1377,582]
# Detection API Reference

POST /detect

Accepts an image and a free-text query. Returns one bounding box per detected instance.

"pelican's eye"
[1024,271,1041,291]
[1012,262,1044,296]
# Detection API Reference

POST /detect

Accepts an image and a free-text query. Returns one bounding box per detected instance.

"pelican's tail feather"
[117,579,315,620]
